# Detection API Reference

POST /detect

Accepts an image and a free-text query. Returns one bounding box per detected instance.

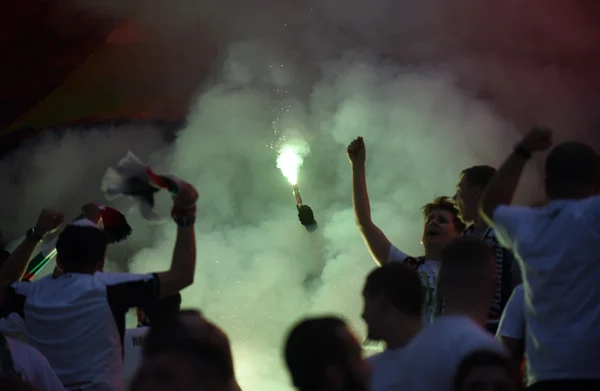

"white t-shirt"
[395,315,507,391]
[493,197,600,384]
[123,326,149,386]
[0,313,26,342]
[368,348,405,391]
[7,337,65,391]
[496,285,524,340]
[388,246,439,324]
[0,272,161,391]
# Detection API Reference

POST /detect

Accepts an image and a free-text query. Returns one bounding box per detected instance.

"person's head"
[421,196,465,251]
[139,293,182,326]
[438,237,496,319]
[454,350,522,391]
[135,310,237,391]
[362,263,422,341]
[133,339,233,391]
[455,166,497,223]
[55,224,108,274]
[284,316,370,391]
[544,141,598,200]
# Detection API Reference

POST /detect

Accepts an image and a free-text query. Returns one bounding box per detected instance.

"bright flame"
[276,145,302,185]
[277,143,309,185]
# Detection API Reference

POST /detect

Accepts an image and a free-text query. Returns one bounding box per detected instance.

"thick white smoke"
[3,0,600,389]
[126,52,537,389]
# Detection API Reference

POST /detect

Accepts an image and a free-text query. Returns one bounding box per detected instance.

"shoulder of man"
[94,271,157,286]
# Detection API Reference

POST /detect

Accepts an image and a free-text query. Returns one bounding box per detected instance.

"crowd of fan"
[0,126,599,391]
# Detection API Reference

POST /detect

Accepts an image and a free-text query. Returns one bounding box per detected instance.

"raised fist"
[347,137,366,165]
[519,126,553,154]
[173,181,198,209]
[34,209,65,237]
[298,205,317,227]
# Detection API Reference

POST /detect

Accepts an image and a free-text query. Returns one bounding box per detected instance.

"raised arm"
[155,182,198,298]
[0,209,63,284]
[348,137,392,265]
[297,205,325,277]
[480,127,553,225]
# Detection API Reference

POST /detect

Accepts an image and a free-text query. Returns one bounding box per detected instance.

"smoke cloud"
[3,0,600,389]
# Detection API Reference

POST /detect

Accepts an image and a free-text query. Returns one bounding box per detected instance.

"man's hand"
[298,205,317,226]
[347,137,366,165]
[34,209,64,237]
[173,181,198,209]
[518,126,553,154]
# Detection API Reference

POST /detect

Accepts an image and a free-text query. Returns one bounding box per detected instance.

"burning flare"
[276,145,303,185]
[276,141,310,206]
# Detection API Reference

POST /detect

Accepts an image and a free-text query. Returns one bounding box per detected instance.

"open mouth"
[425,229,441,237]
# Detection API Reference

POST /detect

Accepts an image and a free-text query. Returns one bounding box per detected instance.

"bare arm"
[0,209,63,284]
[479,151,529,226]
[480,127,553,226]
[156,225,196,298]
[0,238,40,284]
[155,183,198,298]
[352,163,392,265]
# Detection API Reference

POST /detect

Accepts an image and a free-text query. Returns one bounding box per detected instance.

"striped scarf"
[463,225,515,319]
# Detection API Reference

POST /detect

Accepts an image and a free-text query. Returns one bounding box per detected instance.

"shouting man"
[348,136,464,324]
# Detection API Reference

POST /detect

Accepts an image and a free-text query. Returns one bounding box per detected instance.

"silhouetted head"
[362,263,422,341]
[545,141,598,200]
[285,316,370,391]
[133,339,233,391]
[453,350,522,391]
[136,311,237,391]
[438,236,496,317]
[421,196,465,252]
[56,224,108,274]
[455,166,497,223]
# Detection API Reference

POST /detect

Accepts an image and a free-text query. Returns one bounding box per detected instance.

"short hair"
[438,236,495,296]
[364,263,422,317]
[140,340,231,383]
[461,165,497,188]
[545,141,598,191]
[453,350,522,391]
[284,316,350,391]
[143,314,234,381]
[141,294,182,326]
[55,225,108,272]
[422,196,466,232]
